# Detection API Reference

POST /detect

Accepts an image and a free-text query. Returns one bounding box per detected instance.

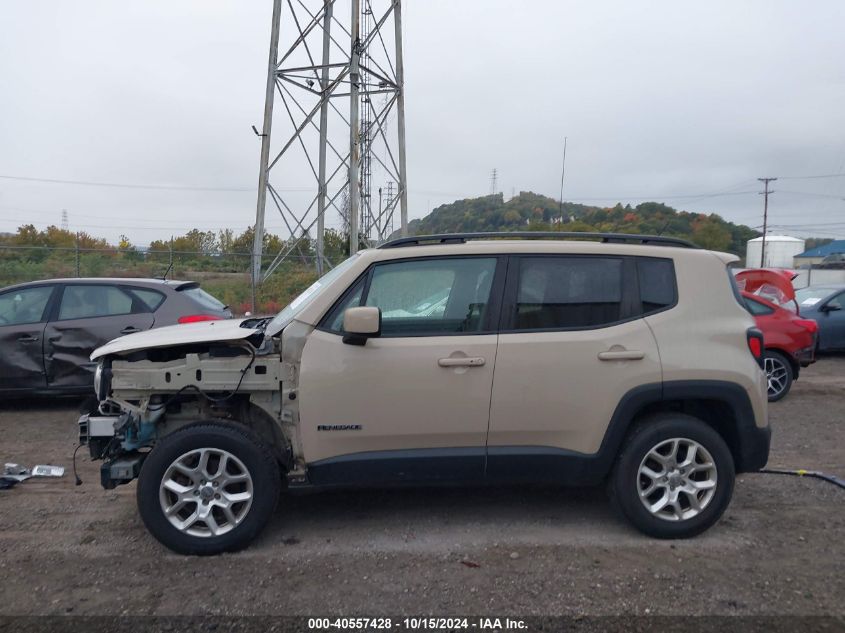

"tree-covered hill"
[407,192,759,255]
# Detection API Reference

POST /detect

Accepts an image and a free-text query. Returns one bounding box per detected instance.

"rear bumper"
[795,341,816,368]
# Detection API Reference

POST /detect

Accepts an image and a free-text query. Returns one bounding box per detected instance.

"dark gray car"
[0,278,232,396]
[795,284,845,351]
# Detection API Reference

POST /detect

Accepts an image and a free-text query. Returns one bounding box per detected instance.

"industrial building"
[745,235,805,268]
[793,240,845,267]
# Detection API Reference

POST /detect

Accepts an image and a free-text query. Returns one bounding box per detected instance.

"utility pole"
[758,177,777,267]
[559,137,567,223]
[75,232,80,277]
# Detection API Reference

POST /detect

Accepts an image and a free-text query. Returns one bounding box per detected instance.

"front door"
[0,284,56,392]
[299,256,505,485]
[487,255,665,481]
[44,284,155,390]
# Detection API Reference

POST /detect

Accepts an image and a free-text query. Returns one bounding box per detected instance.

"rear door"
[0,284,57,391]
[44,283,155,390]
[486,255,666,481]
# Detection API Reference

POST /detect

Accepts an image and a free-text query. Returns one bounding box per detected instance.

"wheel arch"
[600,381,770,476]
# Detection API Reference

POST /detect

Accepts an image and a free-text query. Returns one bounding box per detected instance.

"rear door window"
[58,285,135,320]
[510,257,624,330]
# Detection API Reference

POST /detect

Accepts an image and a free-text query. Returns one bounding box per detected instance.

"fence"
[792,267,845,289]
[0,244,322,316]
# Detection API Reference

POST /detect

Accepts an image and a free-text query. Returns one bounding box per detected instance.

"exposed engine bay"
[78,318,312,489]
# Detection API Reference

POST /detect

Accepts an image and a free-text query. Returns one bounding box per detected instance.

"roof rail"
[378,231,699,249]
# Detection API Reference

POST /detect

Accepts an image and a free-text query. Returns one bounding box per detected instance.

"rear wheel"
[609,413,735,539]
[764,350,793,402]
[136,422,280,555]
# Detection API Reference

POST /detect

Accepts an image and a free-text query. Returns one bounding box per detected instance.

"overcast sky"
[1,0,844,245]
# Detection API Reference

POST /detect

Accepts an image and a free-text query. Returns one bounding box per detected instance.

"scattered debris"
[460,559,481,568]
[2,463,65,484]
[0,477,19,490]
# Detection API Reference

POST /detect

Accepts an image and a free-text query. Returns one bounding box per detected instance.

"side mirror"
[821,303,842,313]
[342,306,381,345]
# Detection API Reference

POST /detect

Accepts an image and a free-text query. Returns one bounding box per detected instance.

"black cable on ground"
[760,468,845,490]
[72,443,84,486]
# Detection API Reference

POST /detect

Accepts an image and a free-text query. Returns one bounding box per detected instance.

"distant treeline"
[1,192,831,313]
[408,192,760,255]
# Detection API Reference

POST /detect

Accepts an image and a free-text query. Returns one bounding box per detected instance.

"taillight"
[795,318,819,334]
[178,314,223,324]
[747,327,765,369]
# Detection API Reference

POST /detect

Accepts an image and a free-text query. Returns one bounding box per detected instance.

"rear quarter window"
[636,257,677,315]
[127,287,166,312]
[178,286,227,311]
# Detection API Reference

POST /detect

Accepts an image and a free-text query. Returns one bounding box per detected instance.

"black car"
[0,278,231,397]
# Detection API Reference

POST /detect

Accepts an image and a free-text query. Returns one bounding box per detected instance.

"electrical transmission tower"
[489,168,498,195]
[61,209,69,231]
[252,0,409,293]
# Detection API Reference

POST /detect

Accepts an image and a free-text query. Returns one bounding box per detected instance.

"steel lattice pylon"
[252,0,408,291]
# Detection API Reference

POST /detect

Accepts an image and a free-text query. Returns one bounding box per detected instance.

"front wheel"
[764,350,793,402]
[136,422,281,555]
[609,413,735,539]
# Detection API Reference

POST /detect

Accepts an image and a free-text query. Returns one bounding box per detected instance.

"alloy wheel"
[765,356,789,399]
[158,447,254,537]
[637,438,718,522]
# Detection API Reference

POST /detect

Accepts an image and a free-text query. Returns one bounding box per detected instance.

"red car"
[737,269,818,401]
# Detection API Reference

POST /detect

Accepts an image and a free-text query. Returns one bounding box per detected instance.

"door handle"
[17,335,39,343]
[438,356,486,367]
[120,326,141,334]
[598,349,645,361]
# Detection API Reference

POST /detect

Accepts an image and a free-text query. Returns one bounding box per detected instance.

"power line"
[777,173,845,180]
[0,174,259,192]
[776,189,845,200]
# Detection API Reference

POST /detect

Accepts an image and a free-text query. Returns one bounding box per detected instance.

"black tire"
[609,413,735,539]
[765,350,793,402]
[136,421,281,555]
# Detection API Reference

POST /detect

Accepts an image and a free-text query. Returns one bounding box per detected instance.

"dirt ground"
[0,359,843,618]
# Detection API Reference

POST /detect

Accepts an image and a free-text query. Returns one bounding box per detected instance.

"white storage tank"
[745,235,805,268]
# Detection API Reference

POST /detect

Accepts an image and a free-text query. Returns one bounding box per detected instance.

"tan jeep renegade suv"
[79,232,770,554]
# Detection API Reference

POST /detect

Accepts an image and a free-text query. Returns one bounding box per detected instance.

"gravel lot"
[1,358,843,617]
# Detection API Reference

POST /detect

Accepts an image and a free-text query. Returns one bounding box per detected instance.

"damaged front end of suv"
[78,317,305,490]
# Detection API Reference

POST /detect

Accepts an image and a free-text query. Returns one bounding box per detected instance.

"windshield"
[265,254,360,335]
[795,287,837,309]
